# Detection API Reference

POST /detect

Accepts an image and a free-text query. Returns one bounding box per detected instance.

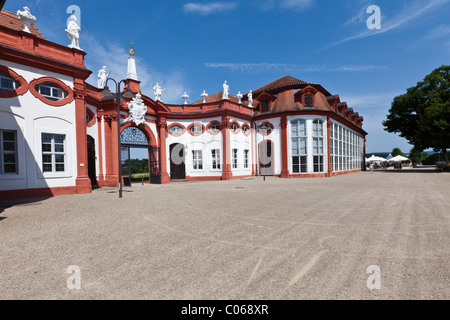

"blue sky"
[6,0,450,153]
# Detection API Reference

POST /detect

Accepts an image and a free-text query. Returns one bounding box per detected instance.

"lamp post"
[100,78,134,198]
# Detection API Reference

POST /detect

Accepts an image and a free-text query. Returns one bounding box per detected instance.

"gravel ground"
[0,169,449,300]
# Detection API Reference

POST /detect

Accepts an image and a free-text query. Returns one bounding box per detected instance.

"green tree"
[383,65,450,164]
[409,147,424,164]
[391,148,405,157]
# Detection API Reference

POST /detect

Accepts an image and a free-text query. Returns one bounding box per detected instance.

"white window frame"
[42,133,66,173]
[192,150,203,170]
[291,119,307,173]
[0,130,18,174]
[36,83,67,101]
[211,149,221,170]
[232,148,238,169]
[312,119,324,173]
[244,149,249,169]
[0,73,18,92]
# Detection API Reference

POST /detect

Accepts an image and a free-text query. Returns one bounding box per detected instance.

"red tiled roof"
[191,91,241,105]
[0,9,45,39]
[252,75,311,94]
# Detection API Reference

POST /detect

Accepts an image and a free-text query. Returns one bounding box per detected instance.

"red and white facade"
[0,8,366,200]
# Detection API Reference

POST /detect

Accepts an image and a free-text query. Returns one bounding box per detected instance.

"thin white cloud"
[327,0,450,50]
[255,0,314,11]
[84,35,188,104]
[408,24,450,49]
[205,62,387,73]
[183,2,239,15]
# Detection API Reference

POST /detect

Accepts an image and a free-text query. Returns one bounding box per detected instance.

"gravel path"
[0,169,449,299]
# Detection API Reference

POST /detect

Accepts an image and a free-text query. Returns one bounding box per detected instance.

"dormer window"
[260,100,269,112]
[35,83,68,101]
[304,95,313,107]
[0,73,20,92]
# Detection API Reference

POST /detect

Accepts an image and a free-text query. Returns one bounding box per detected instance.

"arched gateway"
[120,125,161,185]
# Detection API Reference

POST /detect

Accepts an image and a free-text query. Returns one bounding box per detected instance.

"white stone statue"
[17,6,36,33]
[222,81,229,100]
[65,15,81,50]
[153,82,166,101]
[236,91,243,104]
[125,93,147,126]
[248,90,253,108]
[182,92,189,105]
[97,66,108,89]
[201,90,208,103]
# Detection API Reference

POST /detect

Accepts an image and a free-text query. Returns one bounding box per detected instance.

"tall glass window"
[291,119,307,173]
[312,119,324,173]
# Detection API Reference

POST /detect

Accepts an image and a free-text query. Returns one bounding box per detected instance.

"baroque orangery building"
[0,7,367,200]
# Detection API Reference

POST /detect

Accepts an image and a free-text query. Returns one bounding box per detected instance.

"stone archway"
[120,124,160,184]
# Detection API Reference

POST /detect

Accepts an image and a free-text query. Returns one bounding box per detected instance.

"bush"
[422,152,450,165]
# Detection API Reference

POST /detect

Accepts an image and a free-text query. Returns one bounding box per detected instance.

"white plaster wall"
[229,117,252,177]
[255,117,282,175]
[0,60,76,191]
[166,117,223,178]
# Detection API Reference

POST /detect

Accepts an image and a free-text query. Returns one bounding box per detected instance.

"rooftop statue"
[97,66,108,89]
[236,91,243,104]
[201,90,208,103]
[222,81,229,100]
[153,82,166,101]
[65,15,81,50]
[248,90,253,108]
[17,6,36,33]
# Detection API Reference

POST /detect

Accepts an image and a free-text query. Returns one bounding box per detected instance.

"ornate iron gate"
[120,127,161,185]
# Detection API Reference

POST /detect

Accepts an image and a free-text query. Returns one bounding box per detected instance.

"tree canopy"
[383,65,450,163]
[391,148,405,157]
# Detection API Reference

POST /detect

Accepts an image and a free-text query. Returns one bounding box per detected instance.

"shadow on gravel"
[0,197,50,216]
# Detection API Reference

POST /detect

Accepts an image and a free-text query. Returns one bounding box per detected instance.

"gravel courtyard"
[0,169,449,300]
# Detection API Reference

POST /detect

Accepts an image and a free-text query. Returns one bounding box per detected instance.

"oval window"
[190,124,203,134]
[169,125,183,134]
[35,82,68,101]
[210,123,220,132]
[242,125,249,133]
[231,123,239,132]
[0,73,20,92]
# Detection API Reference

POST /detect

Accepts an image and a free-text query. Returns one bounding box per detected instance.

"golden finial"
[129,41,135,57]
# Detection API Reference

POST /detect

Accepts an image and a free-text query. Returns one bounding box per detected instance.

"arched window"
[312,119,324,172]
[291,119,307,173]
[0,73,20,92]
[35,82,68,101]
